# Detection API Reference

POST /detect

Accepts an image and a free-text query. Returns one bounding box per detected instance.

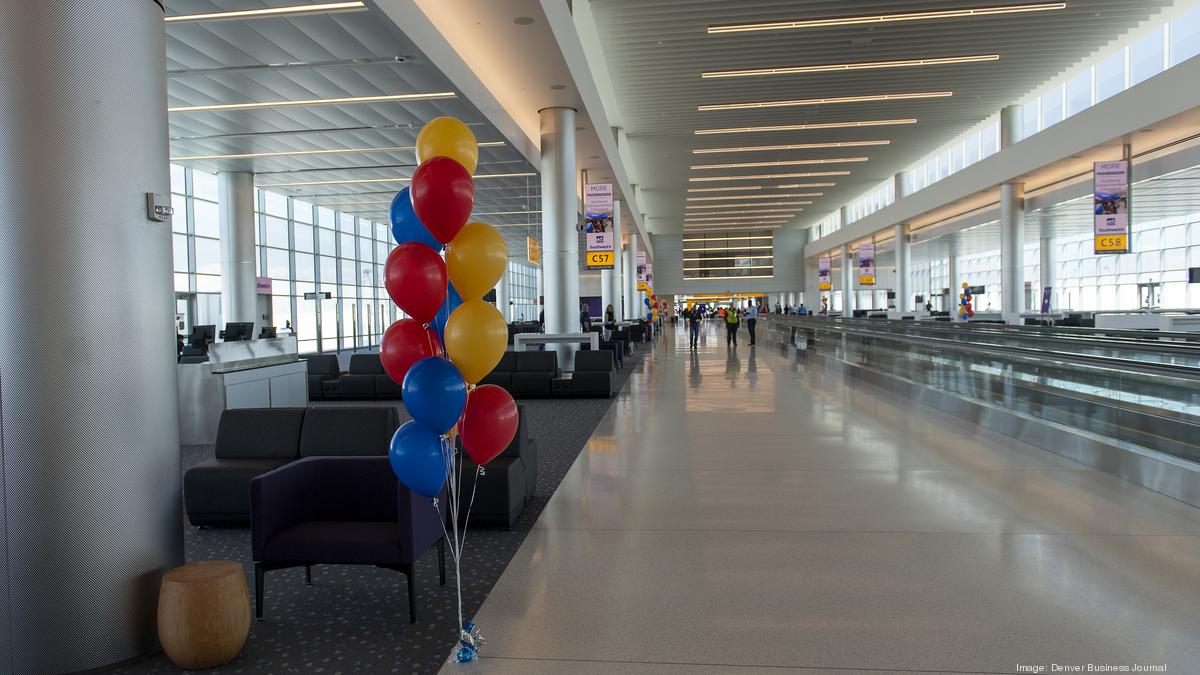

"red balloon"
[380,319,444,385]
[410,156,474,244]
[385,242,447,323]
[458,385,518,465]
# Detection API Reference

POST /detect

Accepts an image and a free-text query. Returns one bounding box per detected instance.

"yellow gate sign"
[527,236,541,265]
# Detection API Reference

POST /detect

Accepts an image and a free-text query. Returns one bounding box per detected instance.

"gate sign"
[637,250,648,291]
[857,243,875,286]
[817,257,831,291]
[584,183,615,269]
[1093,160,1130,255]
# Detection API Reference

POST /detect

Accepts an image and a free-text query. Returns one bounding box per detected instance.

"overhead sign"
[255,276,272,295]
[584,184,615,269]
[1093,159,1130,255]
[636,250,649,291]
[817,257,831,291]
[857,243,875,286]
[527,236,541,265]
[303,291,332,300]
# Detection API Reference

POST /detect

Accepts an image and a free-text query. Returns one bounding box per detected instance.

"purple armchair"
[250,456,446,623]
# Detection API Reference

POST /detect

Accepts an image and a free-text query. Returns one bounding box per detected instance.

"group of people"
[681,302,762,349]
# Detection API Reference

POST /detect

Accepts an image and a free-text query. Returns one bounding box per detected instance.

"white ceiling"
[586,0,1177,236]
[165,0,542,254]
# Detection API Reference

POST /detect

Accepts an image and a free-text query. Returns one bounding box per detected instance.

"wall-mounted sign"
[1093,159,1130,255]
[303,291,332,300]
[255,276,272,294]
[817,257,831,291]
[857,243,875,286]
[584,184,615,269]
[527,236,541,265]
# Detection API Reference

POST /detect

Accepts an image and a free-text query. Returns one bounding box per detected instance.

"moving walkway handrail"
[770,316,1200,381]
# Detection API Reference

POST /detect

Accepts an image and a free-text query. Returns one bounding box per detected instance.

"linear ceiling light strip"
[687,202,812,209]
[170,141,504,162]
[702,55,997,79]
[689,171,849,182]
[688,193,823,201]
[166,2,367,23]
[692,157,868,170]
[170,91,456,113]
[698,92,951,111]
[694,141,888,154]
[257,172,534,188]
[707,3,1066,33]
[696,119,915,136]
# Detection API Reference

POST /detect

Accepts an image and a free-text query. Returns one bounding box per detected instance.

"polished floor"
[443,321,1200,674]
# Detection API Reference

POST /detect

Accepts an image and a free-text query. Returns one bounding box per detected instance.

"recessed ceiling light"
[689,171,850,182]
[687,193,823,201]
[695,119,916,136]
[707,3,1066,33]
[256,171,535,188]
[165,1,366,23]
[694,140,889,154]
[691,157,868,170]
[513,16,536,25]
[701,55,998,79]
[169,91,457,113]
[698,91,951,111]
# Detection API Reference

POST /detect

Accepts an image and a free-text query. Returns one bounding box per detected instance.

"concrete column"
[494,271,510,322]
[0,2,183,671]
[947,237,960,319]
[840,243,853,317]
[218,171,258,331]
[1000,181,1026,323]
[539,107,580,367]
[1040,234,1055,311]
[601,199,623,322]
[624,234,639,320]
[893,172,905,200]
[894,223,911,312]
[1000,104,1022,149]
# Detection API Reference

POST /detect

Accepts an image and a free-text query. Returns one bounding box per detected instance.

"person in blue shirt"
[745,302,759,345]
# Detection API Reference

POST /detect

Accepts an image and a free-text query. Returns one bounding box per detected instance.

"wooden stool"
[157,560,251,669]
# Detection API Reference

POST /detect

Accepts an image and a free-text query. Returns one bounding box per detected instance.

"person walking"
[724,305,740,347]
[687,306,701,349]
[745,301,759,345]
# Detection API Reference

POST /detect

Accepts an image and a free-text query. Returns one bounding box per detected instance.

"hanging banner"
[817,257,831,291]
[637,250,648,291]
[857,243,876,286]
[527,236,541,265]
[1093,159,1130,255]
[584,183,615,269]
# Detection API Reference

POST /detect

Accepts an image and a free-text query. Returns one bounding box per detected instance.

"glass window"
[1131,28,1164,85]
[194,237,220,275]
[196,274,220,293]
[318,207,336,229]
[1041,85,1064,129]
[339,213,356,232]
[294,252,315,282]
[339,232,355,258]
[318,228,336,256]
[981,123,998,157]
[1066,69,1092,117]
[1171,6,1200,66]
[340,259,356,285]
[173,234,189,272]
[1095,50,1126,101]
[192,170,219,202]
[265,248,290,279]
[264,191,288,218]
[193,199,220,238]
[293,199,315,224]
[319,256,337,286]
[265,216,289,248]
[170,164,186,194]
[1020,100,1039,139]
[294,223,314,253]
[271,295,293,329]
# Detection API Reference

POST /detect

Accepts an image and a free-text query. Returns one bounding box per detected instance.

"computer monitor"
[189,324,215,348]
[222,322,255,342]
[259,326,277,339]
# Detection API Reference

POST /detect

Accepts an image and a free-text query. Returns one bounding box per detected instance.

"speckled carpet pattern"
[100,344,649,675]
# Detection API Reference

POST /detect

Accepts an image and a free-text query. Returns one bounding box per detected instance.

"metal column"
[1000,181,1026,323]
[624,234,639,320]
[218,171,258,330]
[894,223,911,312]
[0,2,183,671]
[539,107,580,369]
[840,244,854,317]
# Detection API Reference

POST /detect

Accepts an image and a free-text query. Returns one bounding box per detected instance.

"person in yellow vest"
[724,305,740,347]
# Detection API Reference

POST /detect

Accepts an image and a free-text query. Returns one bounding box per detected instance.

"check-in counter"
[178,337,308,444]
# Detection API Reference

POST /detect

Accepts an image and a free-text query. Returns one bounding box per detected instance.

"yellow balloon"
[444,300,507,384]
[416,116,478,174]
[446,221,507,300]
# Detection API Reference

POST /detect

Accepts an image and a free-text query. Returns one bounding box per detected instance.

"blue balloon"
[390,187,441,249]
[402,357,467,434]
[643,297,651,306]
[389,421,449,498]
[430,283,463,342]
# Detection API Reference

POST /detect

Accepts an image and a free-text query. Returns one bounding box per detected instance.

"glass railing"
[765,316,1200,464]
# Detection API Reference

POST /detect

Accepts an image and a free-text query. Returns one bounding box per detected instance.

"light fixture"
[693,140,888,154]
[683,245,774,251]
[683,235,774,242]
[687,201,812,209]
[775,183,836,189]
[685,215,795,222]
[683,255,774,261]
[312,199,393,206]
[689,171,849,182]
[472,210,542,216]
[683,264,774,271]
[170,141,504,162]
[695,119,915,136]
[688,182,836,192]
[170,91,457,113]
[707,3,1066,33]
[257,171,534,188]
[688,193,822,201]
[165,1,367,23]
[701,55,998,79]
[691,157,868,170]
[699,92,951,111]
[687,208,799,215]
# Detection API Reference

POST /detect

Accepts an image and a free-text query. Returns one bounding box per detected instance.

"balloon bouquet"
[958,282,975,320]
[381,117,515,663]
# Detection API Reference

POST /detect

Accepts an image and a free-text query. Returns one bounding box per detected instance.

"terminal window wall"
[508,261,538,322]
[170,165,222,331]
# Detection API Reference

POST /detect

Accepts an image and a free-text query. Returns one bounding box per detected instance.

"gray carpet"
[102,346,648,675]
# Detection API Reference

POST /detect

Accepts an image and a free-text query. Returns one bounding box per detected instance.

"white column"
[1000,104,1021,149]
[601,199,623,322]
[1040,234,1055,311]
[840,243,853,317]
[494,271,510,322]
[947,237,960,319]
[624,234,639,320]
[1000,181,1025,323]
[218,171,258,330]
[539,107,579,367]
[894,223,911,312]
